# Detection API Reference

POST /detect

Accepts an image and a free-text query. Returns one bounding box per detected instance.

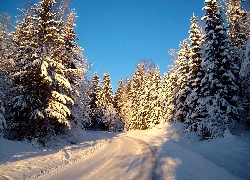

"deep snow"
[0,130,114,179]
[0,122,249,180]
[127,122,250,179]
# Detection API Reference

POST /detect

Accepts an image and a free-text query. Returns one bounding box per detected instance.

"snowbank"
[0,131,116,180]
[127,122,250,179]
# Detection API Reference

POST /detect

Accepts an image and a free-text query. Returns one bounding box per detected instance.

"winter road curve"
[42,136,156,180]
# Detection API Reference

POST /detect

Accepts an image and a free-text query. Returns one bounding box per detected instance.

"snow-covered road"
[1,122,249,180]
[43,136,156,180]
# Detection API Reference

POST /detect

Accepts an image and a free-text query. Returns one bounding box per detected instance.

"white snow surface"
[0,122,249,180]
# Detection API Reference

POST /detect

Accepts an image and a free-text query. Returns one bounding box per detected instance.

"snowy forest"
[0,0,249,146]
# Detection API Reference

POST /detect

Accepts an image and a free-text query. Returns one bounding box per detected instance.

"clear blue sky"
[0,0,205,90]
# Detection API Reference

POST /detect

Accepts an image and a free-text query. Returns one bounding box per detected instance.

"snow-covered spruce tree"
[71,79,92,130]
[161,73,170,120]
[120,77,133,130]
[0,13,14,133]
[145,66,165,127]
[128,61,164,130]
[70,62,91,130]
[241,37,250,78]
[164,54,178,122]
[160,73,168,120]
[0,12,14,76]
[0,95,6,136]
[152,66,165,124]
[224,0,250,123]
[240,37,250,126]
[9,0,76,143]
[175,40,190,123]
[53,0,71,19]
[59,11,91,129]
[98,73,123,132]
[225,0,249,65]
[114,79,125,121]
[184,15,204,132]
[196,0,239,139]
[129,63,147,130]
[140,66,154,128]
[88,72,102,130]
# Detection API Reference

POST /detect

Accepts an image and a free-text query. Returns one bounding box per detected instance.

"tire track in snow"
[126,137,157,180]
[42,136,157,180]
[81,138,124,179]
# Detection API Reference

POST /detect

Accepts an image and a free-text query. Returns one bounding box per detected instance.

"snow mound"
[127,122,250,179]
[0,130,116,179]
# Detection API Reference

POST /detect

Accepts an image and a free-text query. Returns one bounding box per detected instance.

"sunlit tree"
[89,72,102,129]
[145,66,165,126]
[224,0,250,124]
[120,78,133,130]
[0,13,14,133]
[98,73,123,131]
[164,51,178,122]
[196,0,239,138]
[175,40,190,123]
[185,15,204,132]
[9,0,82,143]
[114,79,125,121]
[128,63,146,129]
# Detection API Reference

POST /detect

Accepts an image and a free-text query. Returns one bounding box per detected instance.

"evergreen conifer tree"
[224,0,250,123]
[9,0,77,142]
[146,66,165,126]
[196,0,239,138]
[98,73,114,130]
[0,13,14,132]
[240,37,250,126]
[164,62,178,122]
[129,63,147,130]
[185,15,204,132]
[114,79,125,121]
[175,40,190,123]
[161,73,169,120]
[142,66,154,127]
[225,0,249,62]
[0,96,6,135]
[71,78,91,129]
[0,13,14,76]
[60,11,90,129]
[98,73,123,131]
[120,78,133,130]
[89,72,102,130]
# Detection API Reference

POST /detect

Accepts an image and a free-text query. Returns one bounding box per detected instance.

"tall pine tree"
[114,79,125,121]
[98,73,123,131]
[224,0,250,124]
[185,15,204,132]
[129,63,147,130]
[146,66,165,126]
[240,37,250,126]
[0,13,14,134]
[196,0,239,138]
[175,40,190,123]
[88,72,102,130]
[164,56,178,122]
[120,78,133,130]
[9,0,77,143]
[61,11,90,129]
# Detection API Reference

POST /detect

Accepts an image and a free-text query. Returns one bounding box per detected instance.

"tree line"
[88,0,250,139]
[0,0,249,145]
